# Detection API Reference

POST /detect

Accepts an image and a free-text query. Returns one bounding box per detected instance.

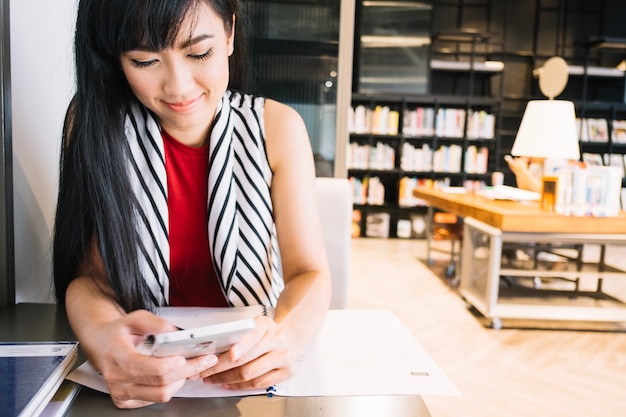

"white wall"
[11,0,76,302]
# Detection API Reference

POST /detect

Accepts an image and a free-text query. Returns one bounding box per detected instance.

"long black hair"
[53,0,248,312]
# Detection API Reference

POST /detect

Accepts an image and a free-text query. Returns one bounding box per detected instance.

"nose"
[162,59,193,97]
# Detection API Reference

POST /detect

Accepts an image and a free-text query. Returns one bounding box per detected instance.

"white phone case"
[139,318,256,358]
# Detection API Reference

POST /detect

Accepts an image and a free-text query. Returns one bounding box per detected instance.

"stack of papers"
[478,185,540,201]
[69,309,459,398]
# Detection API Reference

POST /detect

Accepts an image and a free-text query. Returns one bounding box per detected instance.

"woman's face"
[120,3,234,147]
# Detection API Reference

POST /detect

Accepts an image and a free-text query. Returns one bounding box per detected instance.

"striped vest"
[123,90,284,307]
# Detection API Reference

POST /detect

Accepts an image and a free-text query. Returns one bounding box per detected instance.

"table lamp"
[511,56,580,162]
[511,99,580,161]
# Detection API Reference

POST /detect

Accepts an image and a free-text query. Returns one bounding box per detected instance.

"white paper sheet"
[68,309,459,398]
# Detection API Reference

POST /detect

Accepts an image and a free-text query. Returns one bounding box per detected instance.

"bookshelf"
[350,1,501,238]
[347,93,498,238]
[349,0,626,237]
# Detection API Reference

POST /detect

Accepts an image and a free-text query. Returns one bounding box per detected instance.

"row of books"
[432,144,463,173]
[545,165,623,217]
[353,210,429,239]
[577,118,626,143]
[349,105,400,135]
[352,176,453,207]
[347,141,396,170]
[349,142,490,174]
[350,176,386,205]
[349,105,495,139]
[582,152,626,177]
[350,143,464,173]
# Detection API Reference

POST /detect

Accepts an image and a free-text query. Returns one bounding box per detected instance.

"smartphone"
[139,318,256,359]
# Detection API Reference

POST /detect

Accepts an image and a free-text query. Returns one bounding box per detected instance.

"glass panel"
[465,226,492,297]
[357,0,433,94]
[244,0,341,177]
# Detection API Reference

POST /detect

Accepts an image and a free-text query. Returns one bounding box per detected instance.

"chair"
[315,178,352,309]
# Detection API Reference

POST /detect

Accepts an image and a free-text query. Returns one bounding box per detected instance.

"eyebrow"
[179,34,213,49]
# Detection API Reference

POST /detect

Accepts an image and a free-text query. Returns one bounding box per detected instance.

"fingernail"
[230,346,240,361]
[204,355,218,367]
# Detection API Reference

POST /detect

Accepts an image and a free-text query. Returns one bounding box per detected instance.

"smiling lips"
[164,96,201,113]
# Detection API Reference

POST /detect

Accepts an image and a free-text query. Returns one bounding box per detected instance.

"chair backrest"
[315,177,352,309]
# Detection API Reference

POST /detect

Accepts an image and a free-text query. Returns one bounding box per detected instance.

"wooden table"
[413,187,626,328]
[413,187,626,234]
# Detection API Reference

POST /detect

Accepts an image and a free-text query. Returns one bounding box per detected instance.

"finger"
[110,378,186,406]
[221,367,289,391]
[121,354,217,386]
[124,310,179,336]
[112,398,155,409]
[205,349,289,386]
[227,316,271,361]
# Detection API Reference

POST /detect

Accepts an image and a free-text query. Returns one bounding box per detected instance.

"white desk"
[414,187,626,328]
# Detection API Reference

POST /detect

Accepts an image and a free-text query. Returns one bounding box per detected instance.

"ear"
[227,14,235,57]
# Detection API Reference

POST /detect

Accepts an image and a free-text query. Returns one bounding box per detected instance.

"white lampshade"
[511,100,580,160]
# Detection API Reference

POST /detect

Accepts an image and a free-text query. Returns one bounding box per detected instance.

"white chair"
[315,177,352,309]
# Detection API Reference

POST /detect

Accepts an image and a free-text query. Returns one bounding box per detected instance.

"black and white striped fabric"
[124,90,283,307]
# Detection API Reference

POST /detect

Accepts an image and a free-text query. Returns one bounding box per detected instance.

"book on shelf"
[432,144,462,173]
[582,152,604,167]
[400,142,432,172]
[612,120,626,143]
[365,212,390,238]
[603,153,625,176]
[403,107,435,137]
[587,118,609,142]
[435,108,465,138]
[466,109,495,139]
[0,341,79,417]
[398,176,432,207]
[464,145,489,174]
[410,213,427,239]
[549,165,622,217]
[396,219,412,239]
[349,176,385,206]
[348,105,399,135]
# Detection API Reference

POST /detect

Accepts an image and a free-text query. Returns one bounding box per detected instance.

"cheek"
[125,71,157,101]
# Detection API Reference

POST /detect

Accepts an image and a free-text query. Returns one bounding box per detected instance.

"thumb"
[124,310,178,336]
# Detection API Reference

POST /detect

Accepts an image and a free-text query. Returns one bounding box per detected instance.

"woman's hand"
[85,310,219,408]
[505,155,542,192]
[199,315,297,390]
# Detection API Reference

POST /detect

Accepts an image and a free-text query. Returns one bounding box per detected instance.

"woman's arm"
[65,241,219,408]
[265,99,332,352]
[201,99,332,389]
[505,155,542,192]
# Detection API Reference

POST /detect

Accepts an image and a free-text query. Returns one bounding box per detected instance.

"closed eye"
[130,59,158,69]
[190,49,213,61]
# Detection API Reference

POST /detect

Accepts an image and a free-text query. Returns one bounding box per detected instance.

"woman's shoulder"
[263,98,305,134]
[227,90,301,125]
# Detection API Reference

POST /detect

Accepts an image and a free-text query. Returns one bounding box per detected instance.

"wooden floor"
[348,238,626,417]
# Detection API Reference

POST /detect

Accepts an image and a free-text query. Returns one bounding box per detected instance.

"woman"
[53,0,331,408]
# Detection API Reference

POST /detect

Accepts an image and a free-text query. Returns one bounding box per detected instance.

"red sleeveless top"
[162,130,229,307]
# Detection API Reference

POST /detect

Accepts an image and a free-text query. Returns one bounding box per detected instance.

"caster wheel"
[491,317,503,330]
